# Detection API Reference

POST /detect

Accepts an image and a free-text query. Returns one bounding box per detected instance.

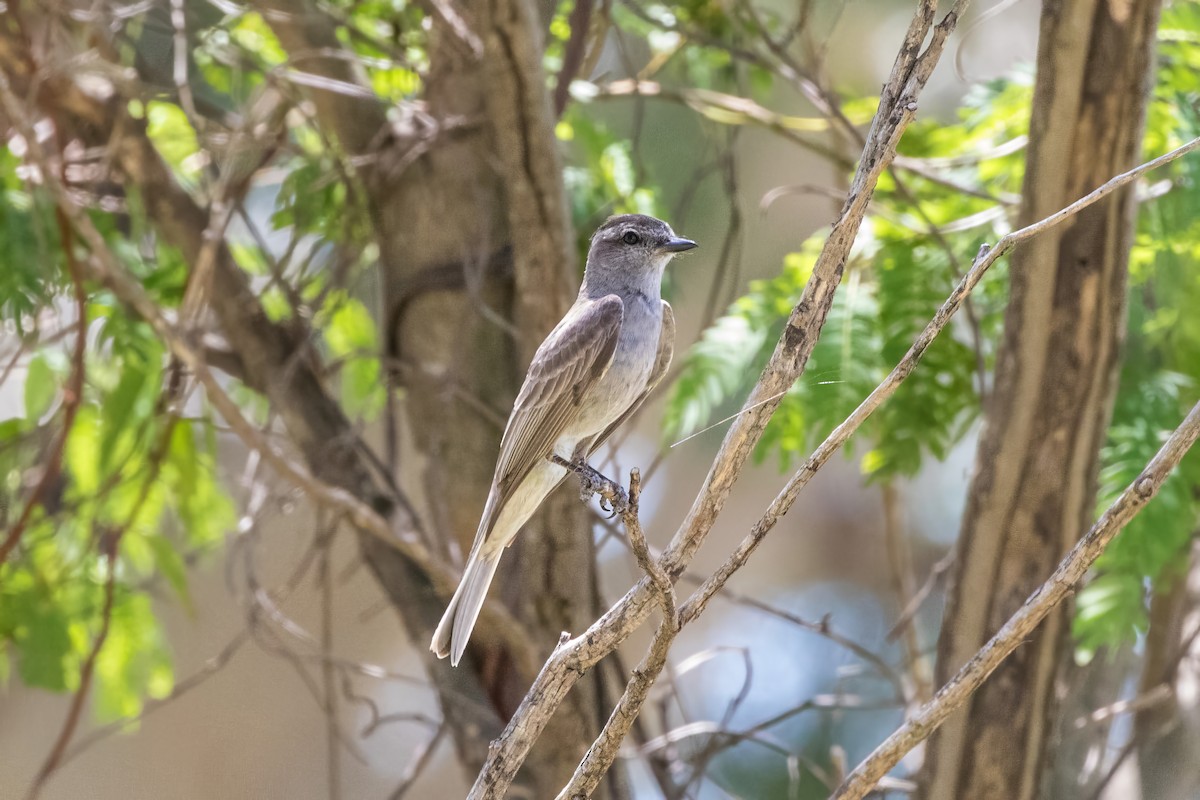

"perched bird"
[431,214,697,666]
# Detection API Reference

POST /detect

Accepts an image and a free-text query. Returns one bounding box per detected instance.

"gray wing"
[588,300,675,456]
[477,295,624,544]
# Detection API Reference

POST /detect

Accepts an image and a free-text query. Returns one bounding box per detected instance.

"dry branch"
[831,396,1200,800]
[0,211,86,566]
[682,134,1200,623]
[555,131,1200,800]
[468,1,967,795]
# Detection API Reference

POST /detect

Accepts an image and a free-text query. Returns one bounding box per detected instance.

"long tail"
[430,549,503,667]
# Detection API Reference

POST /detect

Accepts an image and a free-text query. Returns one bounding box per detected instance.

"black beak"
[662,236,698,253]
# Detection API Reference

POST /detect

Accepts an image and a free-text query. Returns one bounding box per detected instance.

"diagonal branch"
[681,134,1200,622]
[256,0,389,156]
[467,0,967,795]
[831,396,1200,800]
[0,209,86,566]
[550,111,1200,800]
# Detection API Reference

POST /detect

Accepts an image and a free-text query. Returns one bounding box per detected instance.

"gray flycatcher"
[431,214,697,666]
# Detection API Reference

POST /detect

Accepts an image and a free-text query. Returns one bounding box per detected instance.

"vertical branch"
[881,482,931,704]
[921,1,1164,794]
[320,524,342,800]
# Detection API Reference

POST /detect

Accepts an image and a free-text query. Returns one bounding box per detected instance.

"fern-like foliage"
[665,77,1030,479]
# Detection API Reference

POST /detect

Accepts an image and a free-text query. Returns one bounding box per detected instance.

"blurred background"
[0,0,1198,798]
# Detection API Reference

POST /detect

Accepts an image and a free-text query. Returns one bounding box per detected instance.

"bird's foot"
[550,455,630,517]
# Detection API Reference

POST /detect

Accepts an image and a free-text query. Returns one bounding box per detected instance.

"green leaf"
[322,296,385,419]
[146,102,201,181]
[13,599,72,691]
[65,407,101,495]
[147,534,192,612]
[94,592,173,721]
[24,354,57,421]
[99,358,156,476]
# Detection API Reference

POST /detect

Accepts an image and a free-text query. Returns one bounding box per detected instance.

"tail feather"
[430,550,503,666]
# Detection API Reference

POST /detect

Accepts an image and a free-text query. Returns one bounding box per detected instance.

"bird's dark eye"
[622,231,641,245]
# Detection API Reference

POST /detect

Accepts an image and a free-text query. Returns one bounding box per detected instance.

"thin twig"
[887,546,956,642]
[59,631,250,766]
[389,724,448,800]
[880,482,930,704]
[319,523,342,800]
[553,457,677,623]
[25,546,119,800]
[25,418,177,799]
[623,469,677,625]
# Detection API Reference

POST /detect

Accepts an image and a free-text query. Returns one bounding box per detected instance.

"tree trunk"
[918,1,1161,798]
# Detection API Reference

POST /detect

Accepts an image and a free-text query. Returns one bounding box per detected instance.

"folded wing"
[476,295,625,549]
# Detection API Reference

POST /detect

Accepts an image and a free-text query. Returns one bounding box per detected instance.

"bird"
[431,214,697,666]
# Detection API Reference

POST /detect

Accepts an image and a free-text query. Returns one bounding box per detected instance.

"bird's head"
[585,214,697,285]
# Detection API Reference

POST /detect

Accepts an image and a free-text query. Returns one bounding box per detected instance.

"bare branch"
[621,469,677,625]
[468,1,967,794]
[831,396,1200,800]
[680,134,1200,624]
[556,617,675,799]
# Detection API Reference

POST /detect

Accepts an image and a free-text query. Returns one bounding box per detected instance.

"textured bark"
[919,1,1161,798]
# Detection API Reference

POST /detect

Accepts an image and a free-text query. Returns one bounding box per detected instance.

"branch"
[556,617,675,800]
[468,1,966,794]
[554,459,677,623]
[553,0,594,117]
[830,396,1200,800]
[0,210,86,566]
[481,0,577,347]
[257,0,389,156]
[25,546,118,800]
[550,107,1200,800]
[25,418,177,799]
[681,134,1200,623]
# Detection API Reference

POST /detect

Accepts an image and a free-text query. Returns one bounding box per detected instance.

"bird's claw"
[558,456,630,517]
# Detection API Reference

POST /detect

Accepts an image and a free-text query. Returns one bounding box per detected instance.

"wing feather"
[476,295,624,545]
